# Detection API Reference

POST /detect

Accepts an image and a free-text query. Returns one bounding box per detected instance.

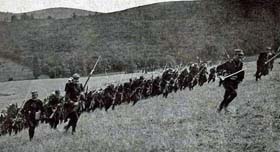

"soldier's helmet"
[72,73,80,83]
[234,49,244,56]
[68,77,73,82]
[72,73,80,79]
[55,90,60,95]
[31,91,38,98]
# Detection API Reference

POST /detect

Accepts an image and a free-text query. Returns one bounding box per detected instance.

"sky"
[0,0,192,13]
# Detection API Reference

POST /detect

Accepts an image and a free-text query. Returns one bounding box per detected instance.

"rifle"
[224,48,231,60]
[83,56,101,89]
[191,66,206,84]
[265,47,280,65]
[218,68,246,81]
[163,63,168,72]
[13,100,27,125]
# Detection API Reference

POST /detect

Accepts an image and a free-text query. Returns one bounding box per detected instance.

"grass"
[0,59,279,152]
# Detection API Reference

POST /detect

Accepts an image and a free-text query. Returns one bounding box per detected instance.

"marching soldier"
[255,51,269,81]
[48,90,63,107]
[21,91,43,141]
[64,73,84,134]
[198,63,208,86]
[217,49,245,113]
[47,90,63,129]
[208,67,216,83]
[267,47,275,71]
[189,63,199,90]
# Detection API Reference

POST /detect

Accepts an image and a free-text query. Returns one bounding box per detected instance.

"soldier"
[189,63,199,90]
[64,73,84,134]
[208,67,216,83]
[198,63,208,86]
[46,90,63,129]
[178,68,188,90]
[267,47,275,71]
[217,49,245,113]
[112,85,123,110]
[21,91,43,141]
[255,51,269,81]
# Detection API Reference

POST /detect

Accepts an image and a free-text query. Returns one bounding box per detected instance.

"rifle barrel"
[265,51,280,65]
[219,69,245,81]
[83,56,101,89]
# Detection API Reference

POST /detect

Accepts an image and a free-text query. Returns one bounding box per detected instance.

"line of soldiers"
[0,62,214,140]
[0,47,278,140]
[0,74,84,140]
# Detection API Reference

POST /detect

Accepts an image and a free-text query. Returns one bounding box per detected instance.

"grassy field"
[0,60,279,152]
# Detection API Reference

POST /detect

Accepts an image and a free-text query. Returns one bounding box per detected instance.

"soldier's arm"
[21,100,30,115]
[237,71,245,82]
[81,84,85,92]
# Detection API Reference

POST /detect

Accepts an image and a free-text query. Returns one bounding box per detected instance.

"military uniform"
[22,91,43,140]
[208,67,216,83]
[47,90,63,129]
[267,47,275,71]
[217,49,245,113]
[48,91,63,106]
[198,63,208,86]
[255,52,269,81]
[189,64,199,90]
[64,73,84,134]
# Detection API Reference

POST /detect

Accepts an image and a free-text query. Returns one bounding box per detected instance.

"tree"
[20,13,29,20]
[72,12,77,19]
[11,15,17,22]
[32,55,41,79]
[30,14,34,20]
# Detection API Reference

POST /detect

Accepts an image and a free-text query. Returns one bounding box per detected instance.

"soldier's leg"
[28,120,37,141]
[29,126,35,141]
[54,116,59,129]
[218,89,231,112]
[208,76,211,83]
[224,88,237,110]
[219,80,223,87]
[255,69,261,81]
[49,119,53,128]
[8,127,12,136]
[71,112,79,134]
[64,112,72,132]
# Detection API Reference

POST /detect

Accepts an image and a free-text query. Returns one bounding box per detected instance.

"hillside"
[0,57,33,82]
[0,59,279,151]
[0,1,279,80]
[0,8,99,21]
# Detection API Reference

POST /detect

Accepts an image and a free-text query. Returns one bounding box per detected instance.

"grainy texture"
[0,59,279,152]
[0,1,279,80]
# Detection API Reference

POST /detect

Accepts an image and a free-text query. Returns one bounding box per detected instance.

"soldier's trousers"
[218,83,237,112]
[208,74,215,83]
[65,111,79,133]
[28,119,39,141]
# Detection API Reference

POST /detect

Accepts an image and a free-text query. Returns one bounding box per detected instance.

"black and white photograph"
[0,0,280,151]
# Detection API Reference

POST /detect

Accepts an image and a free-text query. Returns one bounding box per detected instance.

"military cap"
[55,90,60,94]
[72,73,80,80]
[234,49,244,56]
[31,91,38,95]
